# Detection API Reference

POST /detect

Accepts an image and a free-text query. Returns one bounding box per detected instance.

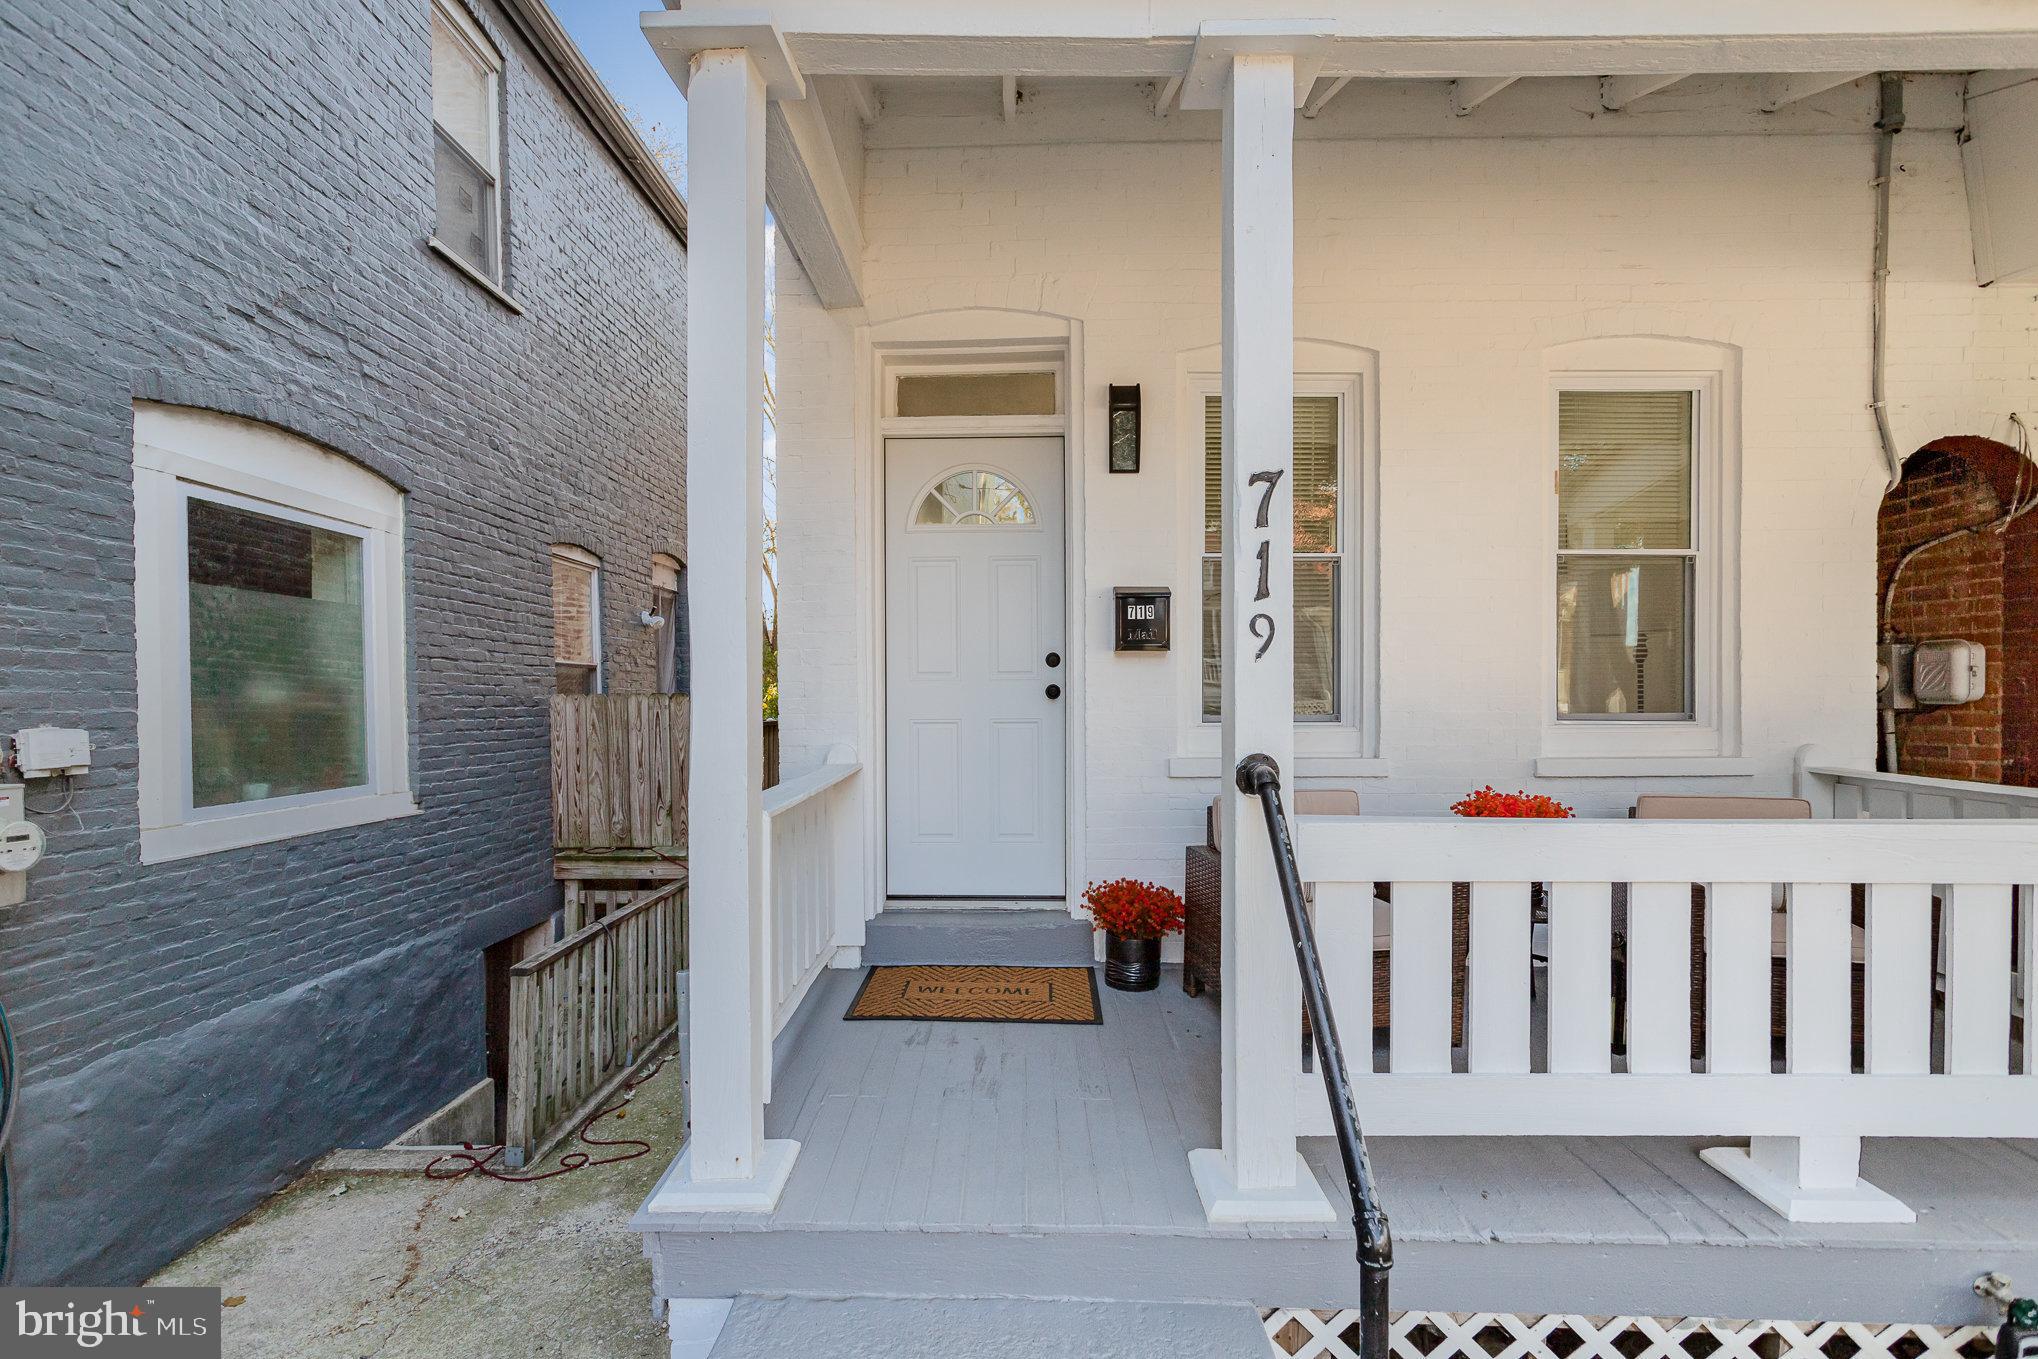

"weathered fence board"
[551,694,690,851]
[504,878,688,1164]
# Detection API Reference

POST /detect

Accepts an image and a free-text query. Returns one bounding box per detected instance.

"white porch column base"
[649,1139,801,1215]
[666,1298,735,1359]
[1700,1137,1915,1224]
[1189,1147,1336,1225]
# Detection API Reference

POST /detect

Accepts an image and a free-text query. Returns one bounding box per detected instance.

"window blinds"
[1557,390,1693,551]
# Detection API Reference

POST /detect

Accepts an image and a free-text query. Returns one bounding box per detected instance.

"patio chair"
[1625,794,1869,1058]
[1183,792,1469,1041]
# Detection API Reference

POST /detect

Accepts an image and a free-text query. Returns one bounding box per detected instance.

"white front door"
[885,437,1066,897]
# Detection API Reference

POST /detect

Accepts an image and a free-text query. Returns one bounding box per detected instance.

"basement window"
[133,404,413,862]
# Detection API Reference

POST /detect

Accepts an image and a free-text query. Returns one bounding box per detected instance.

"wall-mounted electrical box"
[1879,640,1987,711]
[13,726,90,779]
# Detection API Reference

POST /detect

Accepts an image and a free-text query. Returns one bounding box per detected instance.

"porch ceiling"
[674,1,2038,80]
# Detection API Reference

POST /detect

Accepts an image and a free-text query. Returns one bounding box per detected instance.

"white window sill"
[427,237,523,314]
[140,791,419,864]
[1532,756,1759,779]
[1168,755,1392,780]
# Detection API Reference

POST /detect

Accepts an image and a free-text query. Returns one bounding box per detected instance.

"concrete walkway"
[149,1059,682,1359]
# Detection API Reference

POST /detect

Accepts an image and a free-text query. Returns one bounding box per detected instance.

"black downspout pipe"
[1236,753,1393,1359]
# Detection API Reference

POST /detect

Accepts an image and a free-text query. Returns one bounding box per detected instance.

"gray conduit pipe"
[1871,74,1907,490]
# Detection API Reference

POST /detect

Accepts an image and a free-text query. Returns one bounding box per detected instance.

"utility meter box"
[14,726,90,779]
[1913,640,1986,706]
[1878,641,1986,710]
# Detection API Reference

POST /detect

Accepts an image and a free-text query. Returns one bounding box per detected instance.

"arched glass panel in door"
[912,468,1036,527]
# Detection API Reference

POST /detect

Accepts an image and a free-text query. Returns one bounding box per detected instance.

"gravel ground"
[149,1058,682,1359]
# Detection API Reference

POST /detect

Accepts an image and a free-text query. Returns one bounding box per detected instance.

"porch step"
[862,906,1094,966]
[701,1294,1268,1358]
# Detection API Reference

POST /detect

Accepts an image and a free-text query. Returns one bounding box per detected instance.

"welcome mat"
[845,965,1101,1024]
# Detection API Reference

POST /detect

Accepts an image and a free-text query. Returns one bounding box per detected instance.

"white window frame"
[551,544,604,694]
[134,404,413,863]
[1170,348,1382,778]
[1539,338,1743,773]
[428,0,505,285]
[878,354,1067,438]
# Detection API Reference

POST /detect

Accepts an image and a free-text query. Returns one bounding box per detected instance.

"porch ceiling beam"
[643,11,865,310]
[1001,73,1018,121]
[842,73,882,123]
[1152,74,1183,118]
[1758,70,1872,111]
[764,100,866,309]
[1299,75,1352,119]
[1599,72,1688,109]
[1450,74,1518,115]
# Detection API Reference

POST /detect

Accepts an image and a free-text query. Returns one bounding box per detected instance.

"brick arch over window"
[1876,436,2038,785]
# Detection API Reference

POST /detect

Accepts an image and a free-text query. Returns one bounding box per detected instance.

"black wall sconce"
[1108,384,1141,473]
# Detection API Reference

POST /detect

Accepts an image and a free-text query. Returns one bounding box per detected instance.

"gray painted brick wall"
[0,0,686,1283]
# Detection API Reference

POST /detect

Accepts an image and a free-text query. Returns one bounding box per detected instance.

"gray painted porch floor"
[640,967,2038,1321]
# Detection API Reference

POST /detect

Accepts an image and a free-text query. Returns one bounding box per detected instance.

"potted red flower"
[1084,878,1186,992]
[1449,786,1575,819]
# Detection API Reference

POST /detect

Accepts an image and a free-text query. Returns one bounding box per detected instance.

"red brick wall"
[2003,501,2038,786]
[1876,438,2037,785]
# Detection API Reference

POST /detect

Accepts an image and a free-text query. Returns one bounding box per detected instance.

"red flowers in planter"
[1083,878,1187,940]
[1450,785,1575,818]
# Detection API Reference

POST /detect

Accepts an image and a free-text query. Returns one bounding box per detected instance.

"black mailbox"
[1113,587,1171,652]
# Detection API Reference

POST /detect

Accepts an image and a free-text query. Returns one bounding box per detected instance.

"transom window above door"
[891,369,1059,419]
[912,468,1037,527]
[1201,394,1344,721]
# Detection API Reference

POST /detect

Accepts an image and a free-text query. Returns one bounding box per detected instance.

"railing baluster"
[1706,883,1772,1074]
[1548,882,1613,1074]
[1389,882,1454,1073]
[1864,882,1932,1075]
[1945,883,2014,1075]
[1625,882,1691,1073]
[1467,882,1532,1073]
[1784,883,1851,1074]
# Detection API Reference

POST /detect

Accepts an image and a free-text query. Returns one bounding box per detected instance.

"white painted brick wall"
[777,120,2038,896]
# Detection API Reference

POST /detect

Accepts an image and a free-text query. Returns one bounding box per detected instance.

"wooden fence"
[551,694,689,852]
[504,879,687,1164]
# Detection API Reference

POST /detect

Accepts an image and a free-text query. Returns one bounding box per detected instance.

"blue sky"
[554,1,688,140]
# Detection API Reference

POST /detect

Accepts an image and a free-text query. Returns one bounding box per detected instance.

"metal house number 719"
[1246,468,1284,660]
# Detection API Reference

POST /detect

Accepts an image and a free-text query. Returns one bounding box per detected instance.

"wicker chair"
[1183,793,1469,1042]
[1625,794,1869,1058]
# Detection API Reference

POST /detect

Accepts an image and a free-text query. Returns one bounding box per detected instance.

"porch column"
[652,37,800,1211]
[1188,46,1335,1224]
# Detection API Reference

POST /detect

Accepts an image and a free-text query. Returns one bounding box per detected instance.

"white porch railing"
[1796,752,2038,821]
[1293,816,2036,1220]
[760,747,863,1044]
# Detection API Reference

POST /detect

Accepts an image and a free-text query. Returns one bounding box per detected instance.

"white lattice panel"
[1262,1310,2001,1359]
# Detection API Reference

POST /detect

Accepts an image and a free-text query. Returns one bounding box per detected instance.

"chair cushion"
[1207,789,1360,853]
[1632,794,1813,820]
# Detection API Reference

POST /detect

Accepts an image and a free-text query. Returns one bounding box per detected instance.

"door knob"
[1045,652,1061,668]
[1045,684,1062,700]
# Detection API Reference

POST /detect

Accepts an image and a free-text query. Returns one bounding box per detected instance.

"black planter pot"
[1104,933,1161,991]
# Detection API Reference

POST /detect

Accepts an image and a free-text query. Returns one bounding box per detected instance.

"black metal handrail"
[1237,753,1392,1359]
